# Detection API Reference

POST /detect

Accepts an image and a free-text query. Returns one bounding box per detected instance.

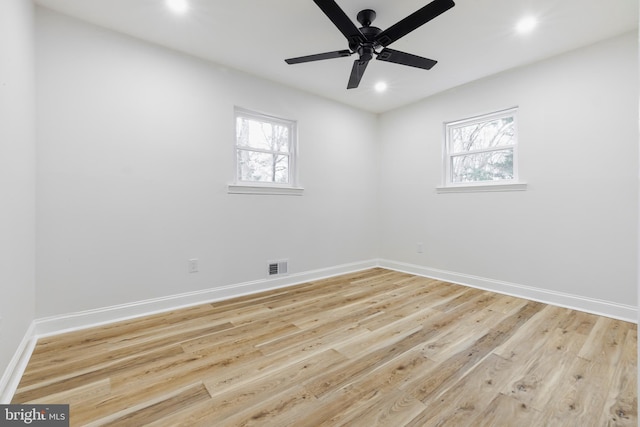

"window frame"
[439,107,526,193]
[229,107,303,196]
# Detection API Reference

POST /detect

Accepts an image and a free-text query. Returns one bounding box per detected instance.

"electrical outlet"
[188,259,199,274]
[417,242,424,253]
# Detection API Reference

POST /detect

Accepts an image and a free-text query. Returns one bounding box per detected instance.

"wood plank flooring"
[12,268,637,426]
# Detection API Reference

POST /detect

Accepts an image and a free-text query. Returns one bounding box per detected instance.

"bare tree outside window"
[235,109,296,185]
[444,108,518,185]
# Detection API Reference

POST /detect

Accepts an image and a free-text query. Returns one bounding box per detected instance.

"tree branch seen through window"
[444,108,519,186]
[235,108,296,186]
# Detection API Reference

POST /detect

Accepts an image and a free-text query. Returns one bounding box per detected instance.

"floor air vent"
[268,260,288,276]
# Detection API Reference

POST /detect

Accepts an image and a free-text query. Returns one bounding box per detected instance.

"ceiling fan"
[285,0,455,89]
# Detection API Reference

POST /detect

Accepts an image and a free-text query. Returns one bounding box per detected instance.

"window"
[230,108,302,195]
[441,107,524,192]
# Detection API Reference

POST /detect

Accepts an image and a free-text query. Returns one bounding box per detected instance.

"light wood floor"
[12,268,637,426]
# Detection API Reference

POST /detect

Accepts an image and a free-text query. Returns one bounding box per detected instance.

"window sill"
[436,182,527,194]
[228,184,304,196]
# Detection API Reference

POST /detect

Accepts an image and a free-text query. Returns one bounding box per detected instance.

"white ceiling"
[34,0,638,113]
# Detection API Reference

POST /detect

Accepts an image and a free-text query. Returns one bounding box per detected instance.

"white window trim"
[436,182,527,194]
[227,184,304,196]
[441,107,526,193]
[229,107,303,196]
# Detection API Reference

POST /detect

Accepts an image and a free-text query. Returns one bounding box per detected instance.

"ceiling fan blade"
[347,59,369,89]
[313,0,366,45]
[375,0,455,47]
[376,48,437,70]
[285,50,352,65]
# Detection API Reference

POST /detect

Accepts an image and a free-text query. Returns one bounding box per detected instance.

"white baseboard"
[378,259,637,323]
[0,322,37,404]
[34,259,378,338]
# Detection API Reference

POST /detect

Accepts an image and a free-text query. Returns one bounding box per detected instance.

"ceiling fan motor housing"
[353,9,382,60]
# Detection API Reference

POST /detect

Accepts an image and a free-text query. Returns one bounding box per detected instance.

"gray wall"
[0,0,36,381]
[35,8,379,317]
[378,32,638,306]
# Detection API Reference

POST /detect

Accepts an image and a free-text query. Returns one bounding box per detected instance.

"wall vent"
[268,260,288,276]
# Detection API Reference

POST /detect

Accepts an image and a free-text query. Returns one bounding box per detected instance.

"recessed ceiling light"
[166,0,189,14]
[374,81,388,93]
[516,16,537,34]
